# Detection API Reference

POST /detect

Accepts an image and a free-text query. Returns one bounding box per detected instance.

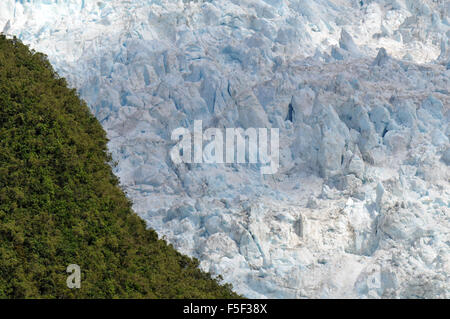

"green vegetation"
[0,35,239,298]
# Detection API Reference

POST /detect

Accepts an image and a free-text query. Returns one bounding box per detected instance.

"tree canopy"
[0,35,239,298]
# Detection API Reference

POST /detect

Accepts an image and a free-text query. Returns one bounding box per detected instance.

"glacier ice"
[1,0,449,298]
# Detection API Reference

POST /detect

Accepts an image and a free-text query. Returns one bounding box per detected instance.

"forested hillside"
[0,35,238,298]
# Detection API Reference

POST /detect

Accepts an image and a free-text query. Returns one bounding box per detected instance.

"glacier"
[0,0,449,298]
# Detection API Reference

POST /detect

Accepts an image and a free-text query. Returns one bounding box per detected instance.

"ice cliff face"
[1,0,449,298]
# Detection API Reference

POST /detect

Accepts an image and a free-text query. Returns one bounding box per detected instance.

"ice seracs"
[1,0,448,298]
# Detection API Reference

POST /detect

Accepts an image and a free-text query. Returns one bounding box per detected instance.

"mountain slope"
[0,35,238,298]
[1,0,448,298]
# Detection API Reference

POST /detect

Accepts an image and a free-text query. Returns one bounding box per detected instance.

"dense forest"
[0,35,238,298]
